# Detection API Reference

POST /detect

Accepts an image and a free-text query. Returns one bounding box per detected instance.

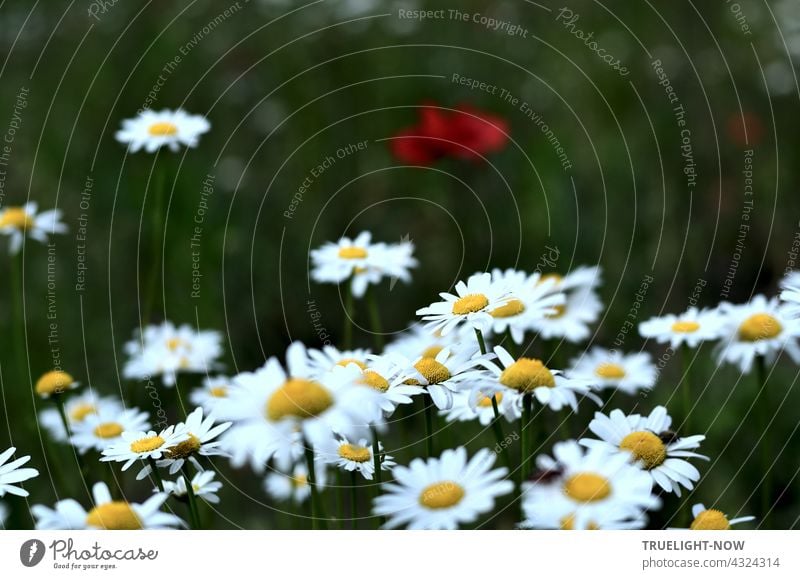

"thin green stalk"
[182,468,201,530]
[370,427,382,484]
[148,457,165,492]
[505,330,518,358]
[343,279,354,350]
[423,395,435,458]
[54,394,88,479]
[756,355,771,525]
[366,287,384,351]
[304,442,328,530]
[490,395,511,468]
[521,393,532,487]
[350,470,358,529]
[143,163,166,324]
[9,254,28,401]
[474,328,487,355]
[682,344,692,433]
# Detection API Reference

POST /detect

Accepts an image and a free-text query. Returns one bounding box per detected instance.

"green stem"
[505,329,518,358]
[520,393,532,519]
[682,344,692,433]
[9,254,28,400]
[182,468,201,530]
[370,427,382,484]
[474,328,487,355]
[343,279,354,350]
[304,441,327,530]
[756,355,771,525]
[366,287,384,351]
[424,395,435,458]
[490,395,511,468]
[149,457,165,492]
[350,470,358,530]
[54,395,88,479]
[143,163,166,324]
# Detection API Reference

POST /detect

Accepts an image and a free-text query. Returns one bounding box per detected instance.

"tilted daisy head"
[569,347,657,396]
[639,306,726,349]
[0,202,67,254]
[689,503,755,530]
[35,370,78,398]
[115,109,210,153]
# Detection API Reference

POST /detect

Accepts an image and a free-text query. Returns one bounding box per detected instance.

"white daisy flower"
[115,109,210,153]
[416,272,512,336]
[384,322,463,360]
[580,407,707,497]
[100,425,189,471]
[34,370,79,399]
[639,307,726,349]
[163,470,223,504]
[32,482,184,529]
[0,448,39,498]
[264,462,327,504]
[541,265,603,292]
[373,447,513,529]
[687,503,756,530]
[217,342,378,472]
[70,407,151,454]
[356,353,422,417]
[0,202,67,255]
[317,436,395,480]
[569,347,657,395]
[715,295,800,372]
[485,269,565,344]
[135,407,231,480]
[780,270,800,318]
[405,345,488,410]
[442,390,520,425]
[190,375,233,412]
[530,286,602,343]
[40,392,123,442]
[520,440,660,530]
[123,321,224,386]
[476,346,600,413]
[306,346,372,377]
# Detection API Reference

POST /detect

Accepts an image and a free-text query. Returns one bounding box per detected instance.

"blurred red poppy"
[390,102,509,165]
[726,111,765,148]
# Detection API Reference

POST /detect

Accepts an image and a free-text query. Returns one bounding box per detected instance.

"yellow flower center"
[94,422,124,439]
[413,358,451,384]
[338,246,368,259]
[0,207,34,230]
[595,362,626,380]
[539,273,563,285]
[546,304,567,319]
[452,293,490,315]
[619,431,667,469]
[358,371,390,393]
[560,514,599,530]
[86,502,142,530]
[266,379,334,421]
[130,435,165,454]
[35,370,74,396]
[418,481,465,509]
[477,392,503,408]
[563,473,612,502]
[336,358,367,370]
[738,313,782,342]
[671,320,701,333]
[490,299,526,318]
[338,443,371,463]
[70,403,97,422]
[166,338,188,351]
[291,474,308,488]
[690,509,731,530]
[209,386,228,398]
[499,358,555,392]
[165,434,201,459]
[148,122,178,136]
[422,345,444,359]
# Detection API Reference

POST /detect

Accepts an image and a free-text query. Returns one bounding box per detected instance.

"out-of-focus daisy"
[780,271,800,318]
[349,237,418,298]
[264,462,327,504]
[136,407,231,479]
[163,470,223,504]
[639,307,726,349]
[318,436,395,480]
[115,109,210,153]
[307,346,372,377]
[405,346,487,410]
[101,426,188,471]
[520,440,660,530]
[0,202,67,255]
[373,447,513,529]
[355,353,422,417]
[218,342,377,472]
[417,272,512,336]
[384,323,460,360]
[32,482,184,529]
[581,407,707,496]
[0,447,39,497]
[123,321,223,386]
[485,269,565,344]
[530,287,602,343]
[442,390,520,425]
[688,503,755,530]
[715,295,800,372]
[476,346,599,412]
[190,375,232,412]
[569,348,656,395]
[70,407,150,454]
[0,502,7,528]
[40,392,122,442]
[34,370,79,398]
